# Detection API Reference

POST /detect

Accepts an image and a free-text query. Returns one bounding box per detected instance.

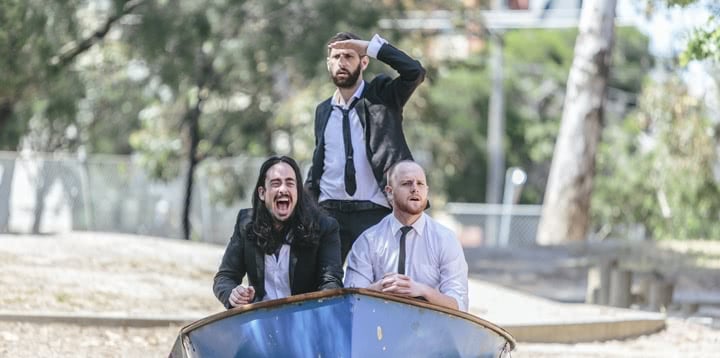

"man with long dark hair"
[306,31,426,262]
[214,156,343,308]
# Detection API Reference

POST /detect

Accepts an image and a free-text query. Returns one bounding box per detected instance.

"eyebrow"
[270,177,295,182]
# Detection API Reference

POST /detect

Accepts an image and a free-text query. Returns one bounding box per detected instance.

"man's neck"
[393,211,421,227]
[273,221,286,232]
[336,79,363,104]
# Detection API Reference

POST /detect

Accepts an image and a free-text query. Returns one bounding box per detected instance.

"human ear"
[361,56,369,71]
[258,187,266,202]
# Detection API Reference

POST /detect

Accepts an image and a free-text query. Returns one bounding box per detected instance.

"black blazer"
[213,209,343,309]
[306,42,426,200]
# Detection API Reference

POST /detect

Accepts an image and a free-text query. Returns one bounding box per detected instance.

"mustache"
[275,194,291,201]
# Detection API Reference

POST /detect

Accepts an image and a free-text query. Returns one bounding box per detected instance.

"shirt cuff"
[446,293,467,312]
[366,34,388,59]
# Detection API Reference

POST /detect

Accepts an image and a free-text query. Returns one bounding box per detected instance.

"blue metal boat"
[170,288,516,357]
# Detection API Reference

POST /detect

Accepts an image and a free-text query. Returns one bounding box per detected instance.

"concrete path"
[0,232,668,344]
[467,279,666,343]
[0,279,666,344]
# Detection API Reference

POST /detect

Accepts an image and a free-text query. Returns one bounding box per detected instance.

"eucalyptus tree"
[537,0,618,244]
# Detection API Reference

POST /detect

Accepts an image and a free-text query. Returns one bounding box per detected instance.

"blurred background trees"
[1,0,718,242]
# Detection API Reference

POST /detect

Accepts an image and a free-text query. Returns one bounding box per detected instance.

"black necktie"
[337,97,360,196]
[397,226,413,275]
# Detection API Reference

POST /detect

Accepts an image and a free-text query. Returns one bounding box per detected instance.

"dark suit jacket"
[306,42,426,200]
[213,209,343,309]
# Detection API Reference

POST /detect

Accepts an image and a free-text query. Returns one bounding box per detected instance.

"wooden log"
[631,272,652,307]
[648,279,674,312]
[586,267,601,304]
[595,257,618,305]
[681,303,699,316]
[609,268,632,308]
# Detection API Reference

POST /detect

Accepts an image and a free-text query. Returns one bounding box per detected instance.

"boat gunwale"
[180,288,516,350]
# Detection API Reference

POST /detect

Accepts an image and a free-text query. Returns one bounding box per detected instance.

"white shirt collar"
[390,213,426,238]
[332,81,365,108]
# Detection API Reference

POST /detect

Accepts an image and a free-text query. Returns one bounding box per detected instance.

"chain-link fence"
[445,202,542,247]
[0,151,541,247]
[0,151,263,244]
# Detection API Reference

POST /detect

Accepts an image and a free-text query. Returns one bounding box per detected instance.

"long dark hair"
[247,156,322,254]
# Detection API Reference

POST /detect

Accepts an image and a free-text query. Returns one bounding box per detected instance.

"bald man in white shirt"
[344,161,469,311]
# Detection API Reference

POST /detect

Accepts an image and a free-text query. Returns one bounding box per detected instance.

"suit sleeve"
[213,209,249,309]
[374,41,426,110]
[316,216,344,290]
[304,103,328,200]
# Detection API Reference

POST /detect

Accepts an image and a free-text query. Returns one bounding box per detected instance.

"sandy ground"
[517,318,720,357]
[1,232,718,357]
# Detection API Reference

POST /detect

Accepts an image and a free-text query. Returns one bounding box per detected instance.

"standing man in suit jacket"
[214,156,343,309]
[306,32,426,261]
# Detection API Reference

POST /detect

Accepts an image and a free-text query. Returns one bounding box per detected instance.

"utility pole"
[485,31,505,206]
[485,30,505,245]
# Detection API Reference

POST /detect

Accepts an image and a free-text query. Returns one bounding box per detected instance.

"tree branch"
[50,0,146,69]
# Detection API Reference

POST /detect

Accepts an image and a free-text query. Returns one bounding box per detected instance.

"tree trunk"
[181,53,214,241]
[536,0,617,244]
[32,163,53,234]
[0,159,15,232]
[182,104,201,241]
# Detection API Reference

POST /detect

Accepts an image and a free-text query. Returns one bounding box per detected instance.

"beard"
[393,198,426,216]
[331,65,362,89]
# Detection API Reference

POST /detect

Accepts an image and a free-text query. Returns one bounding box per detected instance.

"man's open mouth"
[276,197,291,212]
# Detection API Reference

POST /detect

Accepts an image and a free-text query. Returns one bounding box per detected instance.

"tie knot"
[335,97,360,112]
[400,226,413,236]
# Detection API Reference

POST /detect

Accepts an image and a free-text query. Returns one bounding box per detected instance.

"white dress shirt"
[263,244,291,301]
[344,213,469,311]
[319,34,390,208]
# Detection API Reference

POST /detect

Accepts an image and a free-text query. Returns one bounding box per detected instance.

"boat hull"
[171,289,515,358]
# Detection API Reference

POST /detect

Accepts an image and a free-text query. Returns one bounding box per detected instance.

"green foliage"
[128,115,183,181]
[423,65,490,202]
[592,77,720,240]
[666,0,699,6]
[104,0,385,216]
[419,27,653,204]
[680,17,720,65]
[0,0,88,150]
[660,0,720,64]
[0,0,156,154]
[11,1,707,244]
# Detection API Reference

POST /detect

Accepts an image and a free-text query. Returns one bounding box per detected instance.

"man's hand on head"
[328,39,370,57]
[229,285,256,307]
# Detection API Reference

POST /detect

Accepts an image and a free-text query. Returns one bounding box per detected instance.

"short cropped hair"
[385,160,424,187]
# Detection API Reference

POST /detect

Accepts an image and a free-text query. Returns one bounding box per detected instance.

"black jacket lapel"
[355,80,368,130]
[289,249,298,293]
[317,101,333,143]
[253,244,265,300]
